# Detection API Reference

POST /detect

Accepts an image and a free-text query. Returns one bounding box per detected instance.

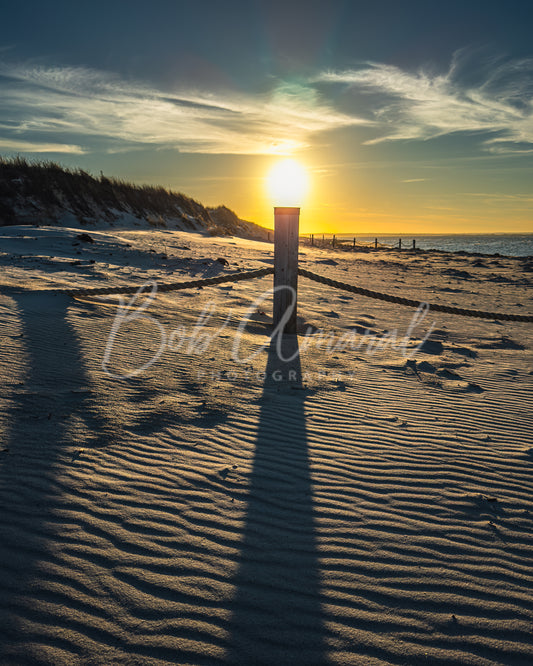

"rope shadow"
[226,333,327,664]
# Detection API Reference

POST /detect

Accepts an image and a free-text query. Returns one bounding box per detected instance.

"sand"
[0,225,532,665]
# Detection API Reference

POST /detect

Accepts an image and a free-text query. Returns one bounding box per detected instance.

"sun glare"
[267,159,309,207]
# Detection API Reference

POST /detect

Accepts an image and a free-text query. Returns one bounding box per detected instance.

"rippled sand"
[1,226,532,664]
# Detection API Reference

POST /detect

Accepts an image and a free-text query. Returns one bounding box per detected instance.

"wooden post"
[311,233,314,246]
[273,207,299,335]
[412,239,416,250]
[332,234,336,248]
[399,238,402,251]
[353,237,356,248]
[374,238,378,249]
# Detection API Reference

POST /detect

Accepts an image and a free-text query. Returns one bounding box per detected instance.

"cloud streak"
[0,63,365,156]
[1,52,531,158]
[315,51,533,152]
[0,138,85,154]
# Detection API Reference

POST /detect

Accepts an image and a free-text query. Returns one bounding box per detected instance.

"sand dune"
[1,226,532,664]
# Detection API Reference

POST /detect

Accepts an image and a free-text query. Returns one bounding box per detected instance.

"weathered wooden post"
[311,233,314,246]
[273,207,299,335]
[374,238,378,249]
[353,237,356,248]
[399,238,402,251]
[412,239,416,250]
[332,234,336,248]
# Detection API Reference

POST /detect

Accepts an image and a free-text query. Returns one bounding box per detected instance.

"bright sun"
[267,159,309,206]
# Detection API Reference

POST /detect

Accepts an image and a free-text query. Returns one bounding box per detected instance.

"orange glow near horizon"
[246,192,533,236]
[235,156,533,235]
[164,155,533,236]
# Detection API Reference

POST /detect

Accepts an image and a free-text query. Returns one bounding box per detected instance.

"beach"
[1,225,532,665]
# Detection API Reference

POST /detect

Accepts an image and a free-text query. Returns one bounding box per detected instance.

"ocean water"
[324,234,533,257]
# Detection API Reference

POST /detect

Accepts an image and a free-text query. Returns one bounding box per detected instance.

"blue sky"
[1,0,532,232]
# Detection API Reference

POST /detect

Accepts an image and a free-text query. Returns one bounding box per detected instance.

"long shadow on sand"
[0,291,112,660]
[226,334,326,664]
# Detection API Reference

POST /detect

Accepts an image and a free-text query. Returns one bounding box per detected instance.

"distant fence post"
[273,207,299,335]
[412,239,416,250]
[311,233,314,246]
[353,237,356,248]
[374,238,378,249]
[332,234,336,248]
[399,238,402,251]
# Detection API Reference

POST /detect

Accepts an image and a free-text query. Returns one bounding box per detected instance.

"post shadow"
[0,291,112,658]
[226,333,327,664]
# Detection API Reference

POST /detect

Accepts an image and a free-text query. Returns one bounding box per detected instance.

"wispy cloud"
[463,192,533,204]
[315,51,533,153]
[2,52,531,158]
[0,138,85,153]
[0,63,366,156]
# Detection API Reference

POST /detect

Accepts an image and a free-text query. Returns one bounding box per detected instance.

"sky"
[0,0,532,233]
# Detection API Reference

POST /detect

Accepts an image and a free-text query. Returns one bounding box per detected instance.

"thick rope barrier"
[65,267,274,297]
[298,268,533,322]
[12,262,527,322]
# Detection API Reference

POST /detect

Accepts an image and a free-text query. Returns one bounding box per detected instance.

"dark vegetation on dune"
[0,156,269,240]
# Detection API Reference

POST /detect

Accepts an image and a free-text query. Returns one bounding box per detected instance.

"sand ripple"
[1,244,533,664]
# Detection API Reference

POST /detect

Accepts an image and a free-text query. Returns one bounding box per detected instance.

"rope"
[65,267,274,297]
[6,262,529,322]
[298,268,533,322]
